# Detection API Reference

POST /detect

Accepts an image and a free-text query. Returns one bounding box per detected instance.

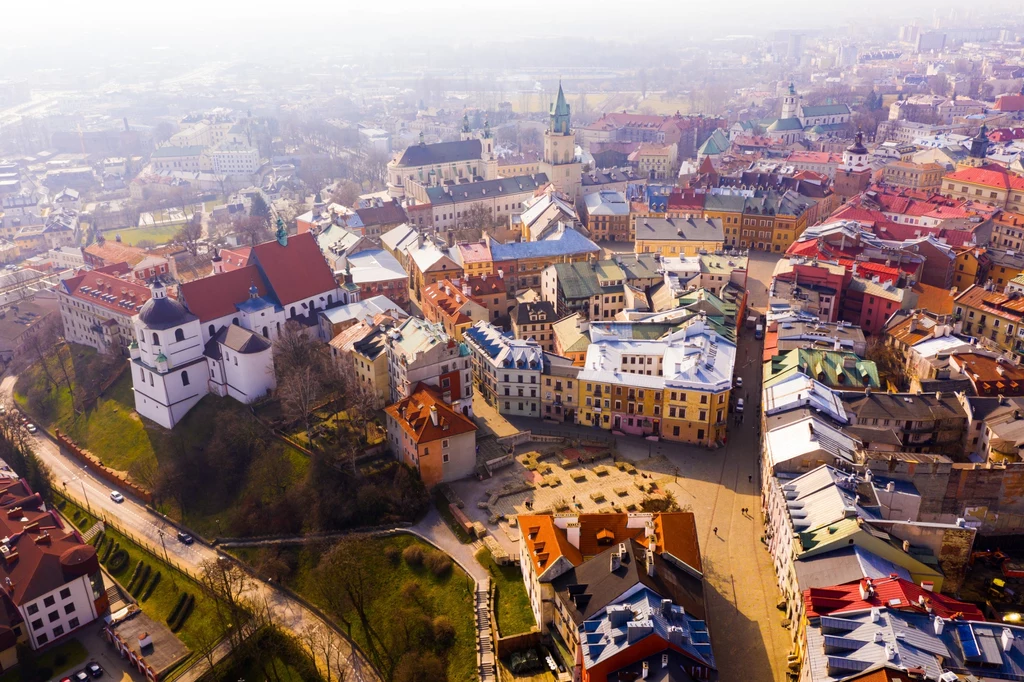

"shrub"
[127,560,145,591]
[142,572,161,601]
[101,541,116,563]
[401,580,421,602]
[383,546,401,565]
[425,551,452,577]
[170,594,195,632]
[432,615,455,648]
[166,592,189,624]
[132,565,152,597]
[393,651,445,682]
[402,544,425,567]
[107,549,129,574]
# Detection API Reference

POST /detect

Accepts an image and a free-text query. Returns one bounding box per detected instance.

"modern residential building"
[385,382,477,488]
[464,321,544,417]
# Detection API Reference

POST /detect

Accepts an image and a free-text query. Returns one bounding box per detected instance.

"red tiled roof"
[385,382,477,445]
[249,232,337,307]
[996,95,1024,112]
[219,247,251,272]
[84,241,147,267]
[179,265,267,322]
[944,164,1024,191]
[61,270,152,316]
[804,576,985,621]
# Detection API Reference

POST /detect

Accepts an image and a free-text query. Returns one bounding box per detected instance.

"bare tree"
[236,215,271,246]
[298,622,347,682]
[175,220,203,257]
[199,557,252,649]
[280,366,322,442]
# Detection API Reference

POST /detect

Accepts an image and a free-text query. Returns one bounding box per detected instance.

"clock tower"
[539,83,582,201]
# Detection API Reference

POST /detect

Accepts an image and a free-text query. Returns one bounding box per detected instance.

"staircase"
[82,521,104,543]
[476,578,496,682]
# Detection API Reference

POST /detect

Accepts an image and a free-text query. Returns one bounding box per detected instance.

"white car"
[735,398,745,413]
[25,424,36,434]
[110,491,124,503]
[735,377,743,388]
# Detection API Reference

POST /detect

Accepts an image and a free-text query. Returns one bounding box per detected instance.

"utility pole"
[157,529,170,565]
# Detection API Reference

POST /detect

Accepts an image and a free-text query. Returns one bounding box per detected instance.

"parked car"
[110,491,124,503]
[736,398,745,413]
[86,662,104,678]
[176,531,193,545]
[25,423,36,434]
[734,377,743,388]
[73,670,90,682]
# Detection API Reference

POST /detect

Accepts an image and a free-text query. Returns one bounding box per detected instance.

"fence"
[54,430,154,503]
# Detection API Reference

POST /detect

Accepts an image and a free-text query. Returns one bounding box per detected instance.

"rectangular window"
[27,604,38,615]
[442,453,450,463]
[68,617,80,630]
[36,634,48,645]
[48,611,59,623]
[64,603,75,615]
[52,625,64,638]
[43,596,55,608]
[31,619,43,631]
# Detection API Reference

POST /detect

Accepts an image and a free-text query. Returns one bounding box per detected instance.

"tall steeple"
[969,124,989,160]
[550,82,571,136]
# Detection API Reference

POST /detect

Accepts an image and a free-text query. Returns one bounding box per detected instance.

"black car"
[176,531,194,545]
[86,662,104,678]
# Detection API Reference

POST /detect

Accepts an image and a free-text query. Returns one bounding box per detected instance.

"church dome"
[846,131,868,155]
[138,296,190,330]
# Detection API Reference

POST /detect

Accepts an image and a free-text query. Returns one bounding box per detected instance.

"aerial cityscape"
[7,1,1024,681]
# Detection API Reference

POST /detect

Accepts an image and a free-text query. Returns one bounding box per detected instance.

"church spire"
[462,112,471,134]
[550,82,571,135]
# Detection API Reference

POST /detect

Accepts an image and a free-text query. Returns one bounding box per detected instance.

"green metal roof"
[764,349,880,390]
[553,261,602,300]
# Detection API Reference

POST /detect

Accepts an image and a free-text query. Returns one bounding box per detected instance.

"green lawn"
[16,345,309,538]
[475,548,536,636]
[210,627,321,682]
[0,639,88,682]
[233,535,476,682]
[107,224,182,246]
[58,497,227,654]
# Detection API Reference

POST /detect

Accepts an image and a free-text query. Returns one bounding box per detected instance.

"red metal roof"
[804,576,985,621]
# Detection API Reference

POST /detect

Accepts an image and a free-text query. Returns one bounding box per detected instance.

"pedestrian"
[713,526,718,536]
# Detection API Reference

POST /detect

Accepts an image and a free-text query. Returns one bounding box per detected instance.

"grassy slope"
[16,347,308,537]
[475,548,536,637]
[0,639,87,682]
[234,535,476,681]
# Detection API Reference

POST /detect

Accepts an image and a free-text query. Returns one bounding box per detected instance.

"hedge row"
[141,572,161,601]
[168,593,194,632]
[107,549,129,573]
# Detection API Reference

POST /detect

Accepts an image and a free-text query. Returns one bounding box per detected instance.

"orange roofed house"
[385,382,478,488]
[518,512,715,681]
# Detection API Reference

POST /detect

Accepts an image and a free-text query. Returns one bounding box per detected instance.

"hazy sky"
[5,0,1012,46]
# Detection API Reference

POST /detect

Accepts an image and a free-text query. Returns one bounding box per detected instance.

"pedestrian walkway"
[82,520,105,543]
[476,578,495,682]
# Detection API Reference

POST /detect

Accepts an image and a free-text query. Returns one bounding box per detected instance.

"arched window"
[290,306,296,317]
[234,356,238,366]
[208,324,215,337]
[276,322,281,333]
[174,329,185,343]
[327,295,333,305]
[152,332,159,346]
[309,299,315,311]
[181,371,190,387]
[262,326,268,338]
[232,317,239,326]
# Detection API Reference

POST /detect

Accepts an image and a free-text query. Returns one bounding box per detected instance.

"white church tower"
[130,281,209,429]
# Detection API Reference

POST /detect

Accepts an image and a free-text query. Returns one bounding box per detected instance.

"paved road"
[0,376,377,682]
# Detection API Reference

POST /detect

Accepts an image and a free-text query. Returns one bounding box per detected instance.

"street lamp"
[80,468,91,513]
[157,529,170,564]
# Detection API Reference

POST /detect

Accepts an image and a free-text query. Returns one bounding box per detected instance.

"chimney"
[1004,628,1016,652]
[429,405,439,426]
[642,662,649,679]
[934,616,945,635]
[859,580,871,600]
[646,548,655,577]
[610,550,621,572]
[903,539,911,552]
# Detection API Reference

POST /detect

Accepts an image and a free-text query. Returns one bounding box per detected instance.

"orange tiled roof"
[385,383,477,446]
[911,283,954,315]
[955,283,1024,323]
[519,512,702,578]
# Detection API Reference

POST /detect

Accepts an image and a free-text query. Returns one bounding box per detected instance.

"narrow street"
[0,376,378,682]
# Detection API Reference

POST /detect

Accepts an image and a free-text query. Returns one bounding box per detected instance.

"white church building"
[130,226,348,429]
